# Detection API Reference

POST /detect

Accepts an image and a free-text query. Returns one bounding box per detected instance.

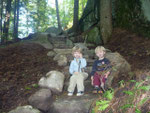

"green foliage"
[120,78,150,112]
[92,89,114,112]
[25,86,32,90]
[120,104,134,109]
[137,86,150,91]
[93,100,110,112]
[138,98,148,106]
[129,80,136,83]
[119,80,125,87]
[97,100,109,111]
[32,83,38,88]
[123,90,134,96]
[115,0,150,37]
[135,107,141,113]
[25,84,38,90]
[103,89,114,100]
[2,0,88,39]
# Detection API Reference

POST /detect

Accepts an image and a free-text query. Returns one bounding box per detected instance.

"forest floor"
[0,28,150,113]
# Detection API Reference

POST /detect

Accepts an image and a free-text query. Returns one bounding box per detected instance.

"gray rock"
[48,94,98,113]
[28,88,52,111]
[74,43,88,51]
[31,33,53,49]
[47,51,56,57]
[45,27,62,35]
[38,71,65,94]
[53,48,72,54]
[105,52,131,88]
[8,105,41,113]
[57,55,68,66]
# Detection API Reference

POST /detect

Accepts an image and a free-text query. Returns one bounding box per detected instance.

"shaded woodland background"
[0,0,150,44]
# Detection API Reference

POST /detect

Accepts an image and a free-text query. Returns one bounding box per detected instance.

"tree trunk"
[55,0,62,31]
[100,0,112,44]
[36,0,40,31]
[26,9,29,35]
[0,0,4,44]
[16,0,20,39]
[3,0,12,43]
[13,0,17,40]
[72,0,79,32]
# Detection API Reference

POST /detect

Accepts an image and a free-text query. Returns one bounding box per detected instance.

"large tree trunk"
[55,0,62,31]
[100,0,112,44]
[3,0,12,44]
[72,0,79,32]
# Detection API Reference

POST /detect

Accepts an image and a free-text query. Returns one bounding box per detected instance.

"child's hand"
[74,72,79,74]
[104,71,110,78]
[79,53,83,58]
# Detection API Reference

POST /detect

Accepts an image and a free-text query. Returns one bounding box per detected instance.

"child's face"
[73,51,82,59]
[96,50,105,59]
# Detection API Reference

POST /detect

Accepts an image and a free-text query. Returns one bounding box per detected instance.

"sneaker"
[76,91,84,96]
[92,86,103,94]
[68,92,73,96]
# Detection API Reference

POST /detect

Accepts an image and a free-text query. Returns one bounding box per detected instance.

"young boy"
[91,46,111,93]
[67,46,88,96]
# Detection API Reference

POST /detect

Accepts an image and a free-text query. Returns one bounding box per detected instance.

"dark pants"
[93,72,106,87]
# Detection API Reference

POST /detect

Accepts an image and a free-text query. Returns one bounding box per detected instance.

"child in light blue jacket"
[68,46,88,96]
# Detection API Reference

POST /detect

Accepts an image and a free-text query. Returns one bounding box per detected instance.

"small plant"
[96,100,110,111]
[103,89,114,100]
[92,89,114,112]
[119,80,125,87]
[25,86,32,90]
[32,83,38,88]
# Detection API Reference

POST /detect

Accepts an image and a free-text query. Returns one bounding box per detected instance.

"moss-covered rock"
[86,27,102,45]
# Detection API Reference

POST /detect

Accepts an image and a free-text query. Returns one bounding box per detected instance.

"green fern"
[96,100,110,111]
[103,90,114,100]
[123,90,134,95]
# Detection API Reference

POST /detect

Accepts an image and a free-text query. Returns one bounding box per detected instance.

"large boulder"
[86,27,102,45]
[8,105,41,113]
[30,33,53,49]
[28,88,52,112]
[38,71,65,94]
[105,52,131,88]
[48,94,98,113]
[45,27,62,35]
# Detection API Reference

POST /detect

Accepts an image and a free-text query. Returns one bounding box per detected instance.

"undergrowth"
[91,76,150,113]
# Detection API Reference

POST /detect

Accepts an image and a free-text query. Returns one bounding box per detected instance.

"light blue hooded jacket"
[69,58,87,75]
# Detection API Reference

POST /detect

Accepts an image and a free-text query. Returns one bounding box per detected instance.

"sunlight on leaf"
[123,91,134,95]
[135,82,141,88]
[137,86,150,91]
[96,100,110,105]
[139,98,148,106]
[95,100,110,111]
[129,80,136,82]
[120,104,134,109]
[98,104,109,111]
[25,86,31,90]
[135,107,141,113]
